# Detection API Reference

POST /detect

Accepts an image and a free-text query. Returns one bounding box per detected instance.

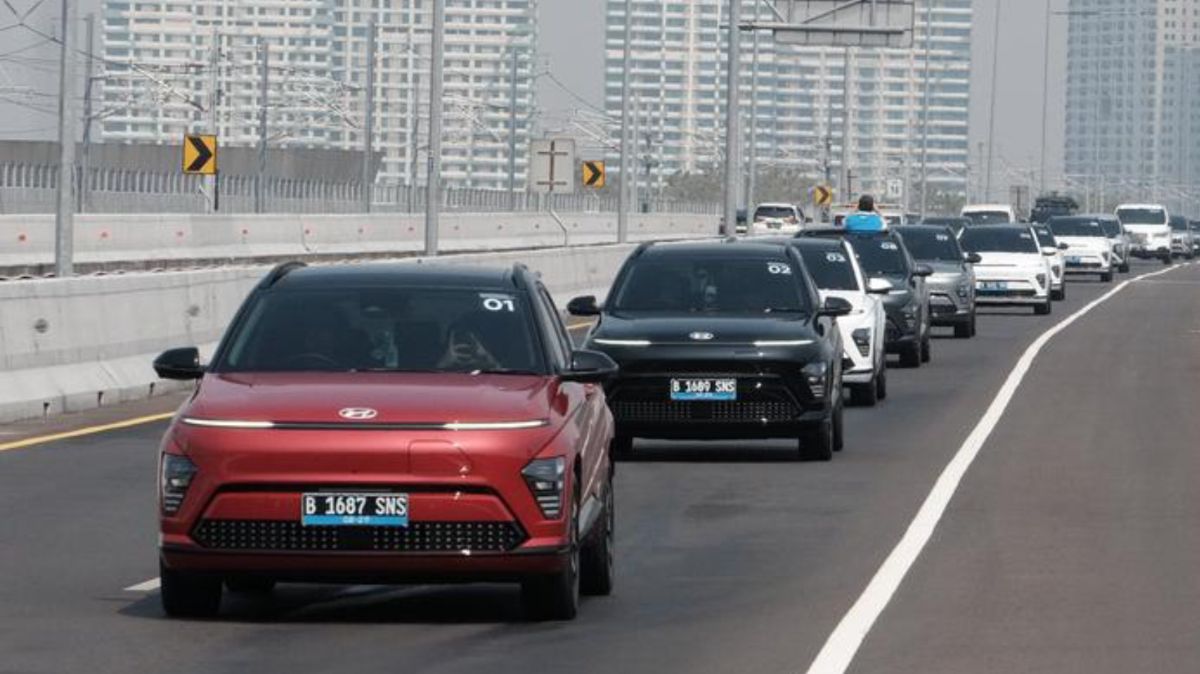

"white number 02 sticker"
[767,263,792,275]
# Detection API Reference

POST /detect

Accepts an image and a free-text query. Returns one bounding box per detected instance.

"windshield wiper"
[469,368,540,376]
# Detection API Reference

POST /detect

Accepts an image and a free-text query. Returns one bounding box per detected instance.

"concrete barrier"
[0,243,656,423]
[0,211,716,271]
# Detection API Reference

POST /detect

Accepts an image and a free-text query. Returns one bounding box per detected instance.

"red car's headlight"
[160,453,198,515]
[522,457,565,519]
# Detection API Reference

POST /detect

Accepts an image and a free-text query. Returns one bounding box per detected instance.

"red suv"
[153,262,618,620]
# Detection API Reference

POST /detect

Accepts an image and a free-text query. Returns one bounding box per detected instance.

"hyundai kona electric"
[1031,223,1068,301]
[959,225,1054,315]
[153,262,618,620]
[1048,216,1116,282]
[895,224,980,338]
[570,242,852,462]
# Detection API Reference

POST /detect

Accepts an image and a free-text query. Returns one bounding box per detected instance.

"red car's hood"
[188,372,556,425]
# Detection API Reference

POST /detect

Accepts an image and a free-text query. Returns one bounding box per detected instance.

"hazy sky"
[1,0,1066,202]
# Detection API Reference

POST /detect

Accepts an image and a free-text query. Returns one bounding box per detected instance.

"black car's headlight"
[956,282,971,299]
[160,453,198,515]
[802,362,828,399]
[522,457,565,519]
[851,328,871,357]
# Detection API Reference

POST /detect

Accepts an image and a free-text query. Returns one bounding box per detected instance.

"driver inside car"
[438,314,503,372]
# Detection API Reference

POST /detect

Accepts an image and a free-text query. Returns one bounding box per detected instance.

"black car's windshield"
[1049,218,1107,238]
[1097,219,1122,237]
[849,237,909,276]
[218,287,543,374]
[963,211,1011,225]
[897,228,962,262]
[612,257,809,314]
[960,228,1040,254]
[1032,226,1057,246]
[1169,216,1189,231]
[755,206,796,220]
[797,247,859,291]
[1116,208,1167,225]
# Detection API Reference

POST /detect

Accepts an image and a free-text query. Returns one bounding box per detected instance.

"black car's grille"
[1066,261,1103,269]
[611,400,798,423]
[192,519,527,553]
[978,288,1037,298]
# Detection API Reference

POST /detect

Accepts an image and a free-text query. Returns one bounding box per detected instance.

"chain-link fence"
[0,163,720,216]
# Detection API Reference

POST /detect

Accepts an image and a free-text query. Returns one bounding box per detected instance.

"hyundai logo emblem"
[689,332,715,341]
[338,407,378,421]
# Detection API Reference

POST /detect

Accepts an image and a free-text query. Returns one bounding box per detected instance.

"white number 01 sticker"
[481,295,516,312]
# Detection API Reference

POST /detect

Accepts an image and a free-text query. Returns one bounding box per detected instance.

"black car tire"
[1162,255,1173,266]
[161,560,221,619]
[899,342,921,368]
[876,366,888,400]
[611,434,633,461]
[580,470,614,597]
[1119,262,1130,273]
[954,315,973,339]
[224,576,275,595]
[1035,299,1053,315]
[849,380,878,407]
[522,486,581,621]
[920,334,932,363]
[1101,271,1114,283]
[832,400,845,452]
[1052,286,1066,301]
[799,419,834,462]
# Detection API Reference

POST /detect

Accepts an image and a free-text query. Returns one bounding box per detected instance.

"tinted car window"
[219,287,543,374]
[963,211,1012,225]
[1116,208,1167,225]
[612,257,810,314]
[1097,219,1122,237]
[797,247,859,291]
[1032,226,1057,246]
[1169,216,1189,231]
[897,228,962,262]
[755,206,797,219]
[960,228,1040,254]
[850,237,909,276]
[1049,218,1106,237]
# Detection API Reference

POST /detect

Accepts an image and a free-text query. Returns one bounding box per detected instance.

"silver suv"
[895,225,979,339]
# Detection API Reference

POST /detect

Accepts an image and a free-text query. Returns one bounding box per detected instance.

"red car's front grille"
[192,519,526,554]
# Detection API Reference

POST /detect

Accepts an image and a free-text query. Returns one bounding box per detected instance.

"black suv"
[798,228,933,368]
[569,242,852,461]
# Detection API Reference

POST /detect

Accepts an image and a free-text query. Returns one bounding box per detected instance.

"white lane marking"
[124,577,161,592]
[805,262,1185,674]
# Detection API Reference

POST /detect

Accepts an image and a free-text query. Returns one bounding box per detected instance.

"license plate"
[978,281,1008,291]
[1066,256,1082,264]
[670,378,737,401]
[301,493,409,527]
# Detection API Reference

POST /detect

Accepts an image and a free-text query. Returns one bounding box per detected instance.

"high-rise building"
[602,0,973,207]
[1064,0,1200,209]
[99,0,538,189]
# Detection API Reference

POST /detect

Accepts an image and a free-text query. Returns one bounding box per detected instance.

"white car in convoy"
[961,203,1017,225]
[1048,216,1116,282]
[1030,223,1068,301]
[1116,203,1172,264]
[787,237,890,406]
[959,225,1055,316]
[752,203,805,234]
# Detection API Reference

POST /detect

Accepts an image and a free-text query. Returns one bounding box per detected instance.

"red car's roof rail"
[260,261,307,289]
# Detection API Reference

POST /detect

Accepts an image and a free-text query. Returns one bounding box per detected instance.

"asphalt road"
[1,260,1195,674]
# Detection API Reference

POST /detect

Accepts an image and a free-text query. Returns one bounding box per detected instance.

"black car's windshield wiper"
[468,368,540,376]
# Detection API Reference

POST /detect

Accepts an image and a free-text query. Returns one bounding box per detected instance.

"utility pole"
[632,91,640,213]
[841,47,853,202]
[78,13,96,214]
[425,0,445,256]
[722,0,742,236]
[208,26,221,212]
[746,0,761,213]
[507,34,521,210]
[1038,0,1053,194]
[617,0,633,242]
[362,16,377,214]
[54,0,77,277]
[255,40,270,214]
[984,0,1001,202]
[919,0,932,219]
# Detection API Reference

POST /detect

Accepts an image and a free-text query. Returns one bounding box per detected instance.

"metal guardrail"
[0,162,720,216]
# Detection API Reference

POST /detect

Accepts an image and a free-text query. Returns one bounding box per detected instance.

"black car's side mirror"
[154,347,204,381]
[965,252,983,264]
[817,296,854,318]
[1057,242,1069,250]
[567,295,601,317]
[912,263,934,277]
[561,350,619,383]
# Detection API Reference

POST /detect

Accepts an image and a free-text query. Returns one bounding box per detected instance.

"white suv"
[959,225,1054,316]
[1116,203,1172,264]
[790,238,889,407]
[961,203,1017,225]
[1048,216,1116,282]
[752,203,805,234]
